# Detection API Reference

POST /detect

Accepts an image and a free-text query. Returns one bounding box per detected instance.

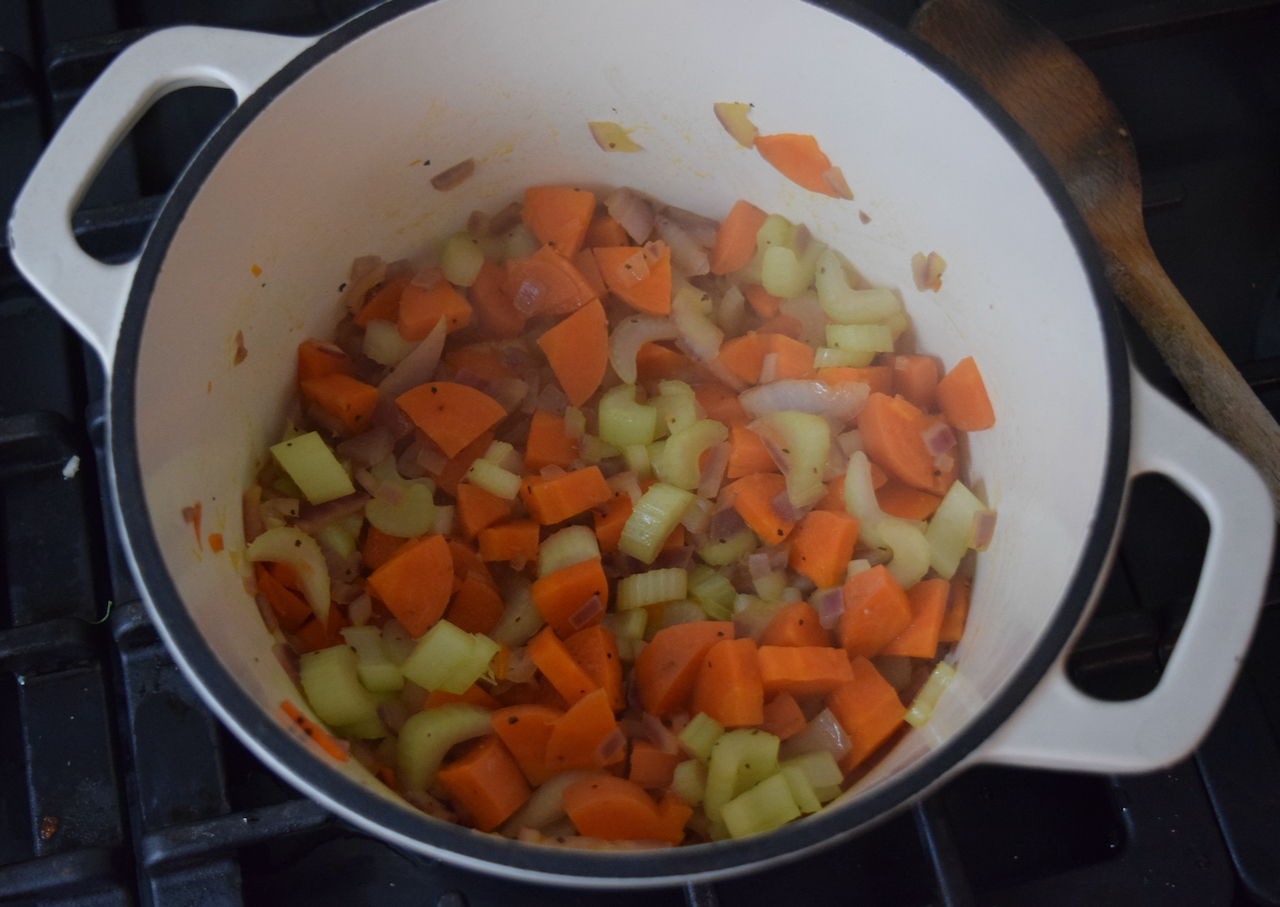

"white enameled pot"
[8,0,1275,887]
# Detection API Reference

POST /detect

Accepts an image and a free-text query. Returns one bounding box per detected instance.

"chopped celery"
[655,380,699,436]
[783,587,802,602]
[662,600,707,627]
[671,286,723,362]
[622,444,653,478]
[440,231,485,287]
[926,480,989,578]
[619,482,695,564]
[756,213,796,250]
[299,644,378,727]
[815,249,901,325]
[687,566,737,620]
[704,728,781,824]
[340,625,404,692]
[397,704,493,791]
[905,661,957,728]
[399,619,500,693]
[780,750,844,791]
[315,512,362,559]
[464,458,522,500]
[778,763,823,814]
[880,519,932,590]
[363,318,412,366]
[598,384,658,449]
[270,431,355,505]
[846,558,872,580]
[751,411,830,507]
[813,346,863,368]
[501,223,540,260]
[577,433,621,463]
[761,245,808,299]
[601,605,647,642]
[488,575,545,647]
[753,569,787,603]
[564,406,587,440]
[656,419,729,491]
[366,481,436,537]
[538,525,600,578]
[247,526,330,623]
[482,440,515,464]
[334,714,389,741]
[617,567,688,610]
[679,711,725,762]
[699,528,758,566]
[825,323,895,361]
[717,285,747,335]
[731,596,786,641]
[671,758,708,806]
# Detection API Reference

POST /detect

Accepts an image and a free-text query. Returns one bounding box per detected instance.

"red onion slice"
[410,266,445,290]
[415,444,449,476]
[595,726,627,765]
[336,425,394,468]
[540,464,568,480]
[294,492,371,535]
[813,587,845,630]
[697,442,730,500]
[708,506,746,542]
[504,646,538,684]
[739,379,868,423]
[779,708,852,761]
[970,510,997,551]
[347,593,373,627]
[604,187,656,244]
[377,317,446,402]
[822,166,855,201]
[748,551,773,580]
[643,714,680,755]
[608,315,680,385]
[769,489,810,524]
[758,352,780,386]
[568,594,605,632]
[922,421,957,457]
[271,642,300,683]
[377,700,410,735]
[654,213,710,276]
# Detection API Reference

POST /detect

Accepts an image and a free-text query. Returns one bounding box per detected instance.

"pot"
[8,0,1274,887]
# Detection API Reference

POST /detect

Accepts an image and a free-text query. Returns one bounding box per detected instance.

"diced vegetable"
[271,432,355,505]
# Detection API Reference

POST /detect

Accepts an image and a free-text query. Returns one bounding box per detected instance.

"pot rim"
[107,0,1131,885]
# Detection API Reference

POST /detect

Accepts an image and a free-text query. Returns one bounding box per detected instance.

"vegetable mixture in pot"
[243,184,997,848]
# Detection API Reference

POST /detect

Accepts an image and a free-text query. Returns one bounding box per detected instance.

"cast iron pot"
[9,0,1275,886]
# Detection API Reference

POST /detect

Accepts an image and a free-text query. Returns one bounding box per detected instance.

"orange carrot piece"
[745,283,781,318]
[447,538,495,594]
[656,790,694,845]
[628,739,681,791]
[759,601,830,649]
[445,572,506,635]
[291,603,346,653]
[879,578,949,659]
[936,356,995,431]
[634,621,734,717]
[425,683,503,711]
[593,245,673,316]
[427,429,495,498]
[397,382,506,458]
[519,466,613,525]
[711,200,769,275]
[353,276,409,328]
[365,534,453,637]
[892,355,940,412]
[522,186,596,259]
[524,409,580,474]
[837,564,913,660]
[397,278,472,341]
[438,735,531,832]
[545,688,620,774]
[754,133,839,197]
[528,625,600,705]
[758,691,807,740]
[300,373,379,435]
[530,557,609,638]
[572,247,608,298]
[767,333,816,379]
[693,382,751,429]
[938,573,972,644]
[787,509,860,589]
[468,259,528,339]
[691,637,765,728]
[444,344,518,384]
[564,624,624,711]
[477,519,540,565]
[592,492,634,554]
[876,479,943,521]
[281,700,349,761]
[728,472,796,544]
[757,645,855,698]
[297,338,352,384]
[537,298,609,408]
[714,332,771,386]
[207,532,224,553]
[812,477,847,512]
[490,704,563,786]
[825,656,905,772]
[503,244,599,316]
[254,562,312,633]
[757,313,803,340]
[817,366,894,396]
[562,773,663,841]
[583,213,630,249]
[858,392,958,495]
[456,483,513,540]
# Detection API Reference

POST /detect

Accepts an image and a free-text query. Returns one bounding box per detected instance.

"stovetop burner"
[3,1,1279,905]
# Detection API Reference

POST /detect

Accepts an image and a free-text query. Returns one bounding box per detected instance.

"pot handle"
[6,26,316,370]
[976,368,1274,773]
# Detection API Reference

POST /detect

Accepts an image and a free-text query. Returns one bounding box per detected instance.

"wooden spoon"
[910,0,1280,516]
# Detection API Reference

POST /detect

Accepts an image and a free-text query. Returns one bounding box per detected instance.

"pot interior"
[115,0,1122,883]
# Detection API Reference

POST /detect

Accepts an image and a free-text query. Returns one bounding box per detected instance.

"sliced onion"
[654,213,710,276]
[681,496,714,535]
[922,421,957,457]
[271,642,300,684]
[934,452,955,473]
[739,379,869,423]
[568,594,605,632]
[336,426,394,468]
[411,266,444,290]
[837,429,864,456]
[537,383,569,415]
[708,506,746,542]
[595,726,627,764]
[377,700,410,735]
[769,489,810,524]
[653,546,695,572]
[401,790,457,822]
[823,439,849,483]
[822,166,855,201]
[748,551,772,580]
[758,352,780,386]
[970,510,998,551]
[778,708,852,762]
[604,187,656,244]
[911,251,946,292]
[609,315,680,385]
[355,468,406,506]
[347,593,373,627]
[452,367,499,398]
[255,593,280,635]
[643,713,680,755]
[340,255,385,313]
[377,316,447,402]
[813,587,844,630]
[416,444,449,476]
[430,157,475,192]
[661,205,720,247]
[294,492,371,535]
[504,646,538,684]
[697,442,730,500]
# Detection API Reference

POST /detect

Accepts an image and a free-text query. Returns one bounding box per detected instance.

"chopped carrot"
[528,625,600,705]
[728,472,796,544]
[468,259,527,339]
[207,533,224,553]
[522,186,596,259]
[634,621,734,717]
[936,356,995,431]
[876,479,943,521]
[758,601,830,648]
[426,429,494,497]
[817,365,893,396]
[424,683,503,711]
[477,519,540,565]
[300,373,379,435]
[524,409,580,474]
[711,200,769,275]
[858,392,958,495]
[281,700,349,762]
[758,692,807,740]
[572,247,609,298]
[445,572,506,635]
[562,773,663,841]
[447,538,495,594]
[714,332,771,386]
[444,344,518,384]
[635,343,713,385]
[490,704,563,786]
[891,354,939,411]
[397,278,472,341]
[655,790,694,846]
[291,604,346,653]
[767,333,816,379]
[693,382,750,429]
[757,313,803,340]
[787,509,860,589]
[397,382,506,458]
[503,245,599,316]
[545,688,620,773]
[353,276,409,328]
[628,739,681,791]
[880,578,949,659]
[297,338,352,383]
[583,213,630,249]
[254,562,311,632]
[365,534,453,637]
[519,466,613,525]
[754,133,839,197]
[825,656,905,772]
[744,284,781,318]
[593,244,673,316]
[837,564,913,660]
[812,477,847,512]
[938,572,972,644]
[530,557,609,638]
[564,624,624,711]
[456,483,513,539]
[691,636,765,728]
[537,298,609,408]
[592,491,634,554]
[437,735,531,832]
[757,645,855,698]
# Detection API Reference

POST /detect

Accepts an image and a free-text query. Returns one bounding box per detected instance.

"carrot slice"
[817,365,893,396]
[728,472,796,544]
[562,773,663,841]
[711,200,769,275]
[757,645,855,698]
[397,382,506,458]
[281,700,349,762]
[490,704,563,786]
[537,298,609,407]
[503,244,599,316]
[691,637,765,728]
[444,572,506,635]
[456,482,513,539]
[291,605,346,653]
[477,519,540,566]
[693,382,751,429]
[787,509,860,589]
[519,466,613,525]
[938,572,972,644]
[591,491,634,554]
[593,245,673,316]
[528,625,600,705]
[757,313,803,340]
[365,534,453,637]
[563,624,624,711]
[857,392,958,495]
[825,656,905,773]
[361,525,408,572]
[744,284,781,318]
[754,133,840,197]
[837,564,913,660]
[656,790,693,846]
[633,621,734,717]
[437,735,531,832]
[875,479,943,521]
[426,429,494,498]
[397,278,472,341]
[812,477,847,512]
[524,409,580,474]
[447,538,495,595]
[758,691,807,740]
[300,373,379,435]
[891,354,939,412]
[424,683,502,711]
[522,186,596,259]
[758,600,830,648]
[353,276,409,328]
[444,344,518,384]
[468,259,527,339]
[880,578,949,659]
[545,688,620,773]
[767,333,816,379]
[297,338,352,383]
[583,213,630,249]
[714,332,772,386]
[254,562,312,632]
[530,557,609,638]
[936,356,995,431]
[572,247,608,298]
[628,739,681,791]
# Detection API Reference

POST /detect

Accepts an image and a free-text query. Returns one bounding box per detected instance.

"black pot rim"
[108,0,1131,886]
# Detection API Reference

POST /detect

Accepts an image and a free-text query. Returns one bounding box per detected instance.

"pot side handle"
[6,26,316,371]
[976,368,1275,773]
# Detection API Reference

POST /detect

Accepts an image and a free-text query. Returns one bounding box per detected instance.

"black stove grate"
[3,1,1279,905]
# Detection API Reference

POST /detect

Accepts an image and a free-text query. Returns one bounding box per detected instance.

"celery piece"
[646,439,667,470]
[671,286,723,363]
[846,558,872,580]
[440,232,485,287]
[577,433,621,464]
[783,587,802,602]
[622,444,653,478]
[655,381,699,436]
[564,406,587,440]
[905,661,957,728]
[366,481,437,538]
[813,346,863,368]
[756,213,796,250]
[271,431,355,505]
[465,458,522,501]
[780,750,844,791]
[926,480,988,578]
[598,384,659,449]
[617,567,688,610]
[399,619,500,693]
[247,526,330,623]
[502,223,540,260]
[880,520,932,590]
[538,525,600,578]
[482,440,515,465]
[704,728,781,824]
[315,512,362,559]
[815,249,901,325]
[397,704,493,791]
[753,569,788,603]
[699,528,758,566]
[732,596,786,642]
[299,645,379,727]
[752,411,830,508]
[335,714,389,740]
[679,711,726,763]
[723,773,802,838]
[340,626,404,693]
[826,322,895,356]
[761,245,809,299]
[363,318,413,366]
[619,482,696,564]
[687,566,737,621]
[885,309,912,341]
[717,285,747,335]
[657,419,729,491]
[671,758,708,806]
[602,606,647,642]
[488,575,545,647]
[778,763,823,814]
[662,600,707,627]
